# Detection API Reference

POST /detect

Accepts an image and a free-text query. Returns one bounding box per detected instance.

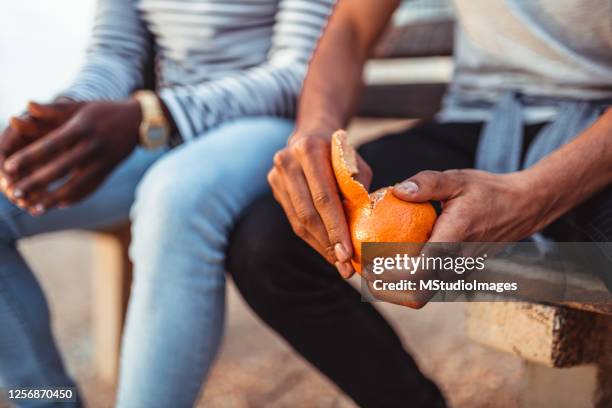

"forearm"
[524,109,612,227]
[294,0,400,139]
[295,17,366,137]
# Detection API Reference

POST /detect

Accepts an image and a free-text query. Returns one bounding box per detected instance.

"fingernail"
[395,180,419,194]
[335,262,353,279]
[334,243,350,263]
[12,189,22,199]
[31,204,45,216]
[4,161,15,173]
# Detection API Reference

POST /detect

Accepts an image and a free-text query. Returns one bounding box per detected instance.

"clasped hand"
[0,100,141,215]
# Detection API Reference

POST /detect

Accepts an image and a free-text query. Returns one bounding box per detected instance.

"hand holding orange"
[331,130,437,273]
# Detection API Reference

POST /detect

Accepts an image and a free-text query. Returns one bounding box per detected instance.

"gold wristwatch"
[133,90,171,149]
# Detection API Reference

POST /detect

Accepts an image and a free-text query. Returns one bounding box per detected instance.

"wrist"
[293,113,344,144]
[123,98,143,123]
[121,98,143,146]
[290,125,338,146]
[512,168,573,233]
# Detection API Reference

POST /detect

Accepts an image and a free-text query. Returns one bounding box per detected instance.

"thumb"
[392,170,462,202]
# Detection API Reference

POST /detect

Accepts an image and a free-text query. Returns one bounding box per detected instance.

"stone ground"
[1,120,524,408]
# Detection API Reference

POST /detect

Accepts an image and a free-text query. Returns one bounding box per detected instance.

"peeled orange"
[331,130,437,273]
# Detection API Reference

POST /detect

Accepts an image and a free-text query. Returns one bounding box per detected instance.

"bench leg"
[91,226,132,384]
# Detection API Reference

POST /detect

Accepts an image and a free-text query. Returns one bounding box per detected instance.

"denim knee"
[129,150,229,275]
[0,201,18,249]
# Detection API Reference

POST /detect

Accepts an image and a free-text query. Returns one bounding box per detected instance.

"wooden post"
[91,225,133,384]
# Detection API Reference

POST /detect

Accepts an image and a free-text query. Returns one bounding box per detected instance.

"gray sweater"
[441,0,612,123]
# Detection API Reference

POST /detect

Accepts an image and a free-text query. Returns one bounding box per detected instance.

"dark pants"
[225,121,612,407]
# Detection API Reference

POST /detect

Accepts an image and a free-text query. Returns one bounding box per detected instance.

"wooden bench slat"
[375,20,454,59]
[359,83,447,118]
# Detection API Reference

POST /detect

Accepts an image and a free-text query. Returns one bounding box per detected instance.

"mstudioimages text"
[371,279,519,294]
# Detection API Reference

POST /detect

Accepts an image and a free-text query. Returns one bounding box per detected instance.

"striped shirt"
[61,0,335,142]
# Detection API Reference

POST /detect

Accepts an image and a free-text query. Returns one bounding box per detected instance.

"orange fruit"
[331,130,437,273]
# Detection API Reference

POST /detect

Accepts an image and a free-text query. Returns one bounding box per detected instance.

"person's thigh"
[128,116,295,264]
[358,121,482,190]
[117,117,293,408]
[0,147,164,240]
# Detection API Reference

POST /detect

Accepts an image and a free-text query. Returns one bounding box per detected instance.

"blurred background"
[0,1,525,407]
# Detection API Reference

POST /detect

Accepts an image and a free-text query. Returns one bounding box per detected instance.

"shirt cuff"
[159,88,196,142]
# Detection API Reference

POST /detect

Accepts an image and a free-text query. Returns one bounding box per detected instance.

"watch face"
[149,127,165,144]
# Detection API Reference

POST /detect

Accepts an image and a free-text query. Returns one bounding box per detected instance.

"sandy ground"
[1,120,524,408]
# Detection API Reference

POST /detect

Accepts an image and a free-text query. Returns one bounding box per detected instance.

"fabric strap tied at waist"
[475,92,609,174]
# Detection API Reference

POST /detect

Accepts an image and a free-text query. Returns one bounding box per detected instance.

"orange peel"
[331,130,437,273]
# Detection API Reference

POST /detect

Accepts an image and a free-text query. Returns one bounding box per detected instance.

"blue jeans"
[0,117,294,408]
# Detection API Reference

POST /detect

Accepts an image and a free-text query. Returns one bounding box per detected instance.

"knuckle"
[271,190,283,205]
[293,136,322,155]
[87,138,103,152]
[54,162,70,177]
[312,191,332,208]
[71,115,91,136]
[267,170,277,186]
[415,170,438,183]
[291,222,307,238]
[295,207,317,226]
[445,169,466,182]
[44,137,57,153]
[273,150,289,168]
[415,170,441,190]
[325,225,344,241]
[11,155,27,170]
[457,221,473,239]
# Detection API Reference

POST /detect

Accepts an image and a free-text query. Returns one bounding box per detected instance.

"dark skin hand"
[269,132,372,269]
[0,99,142,215]
[0,101,84,209]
